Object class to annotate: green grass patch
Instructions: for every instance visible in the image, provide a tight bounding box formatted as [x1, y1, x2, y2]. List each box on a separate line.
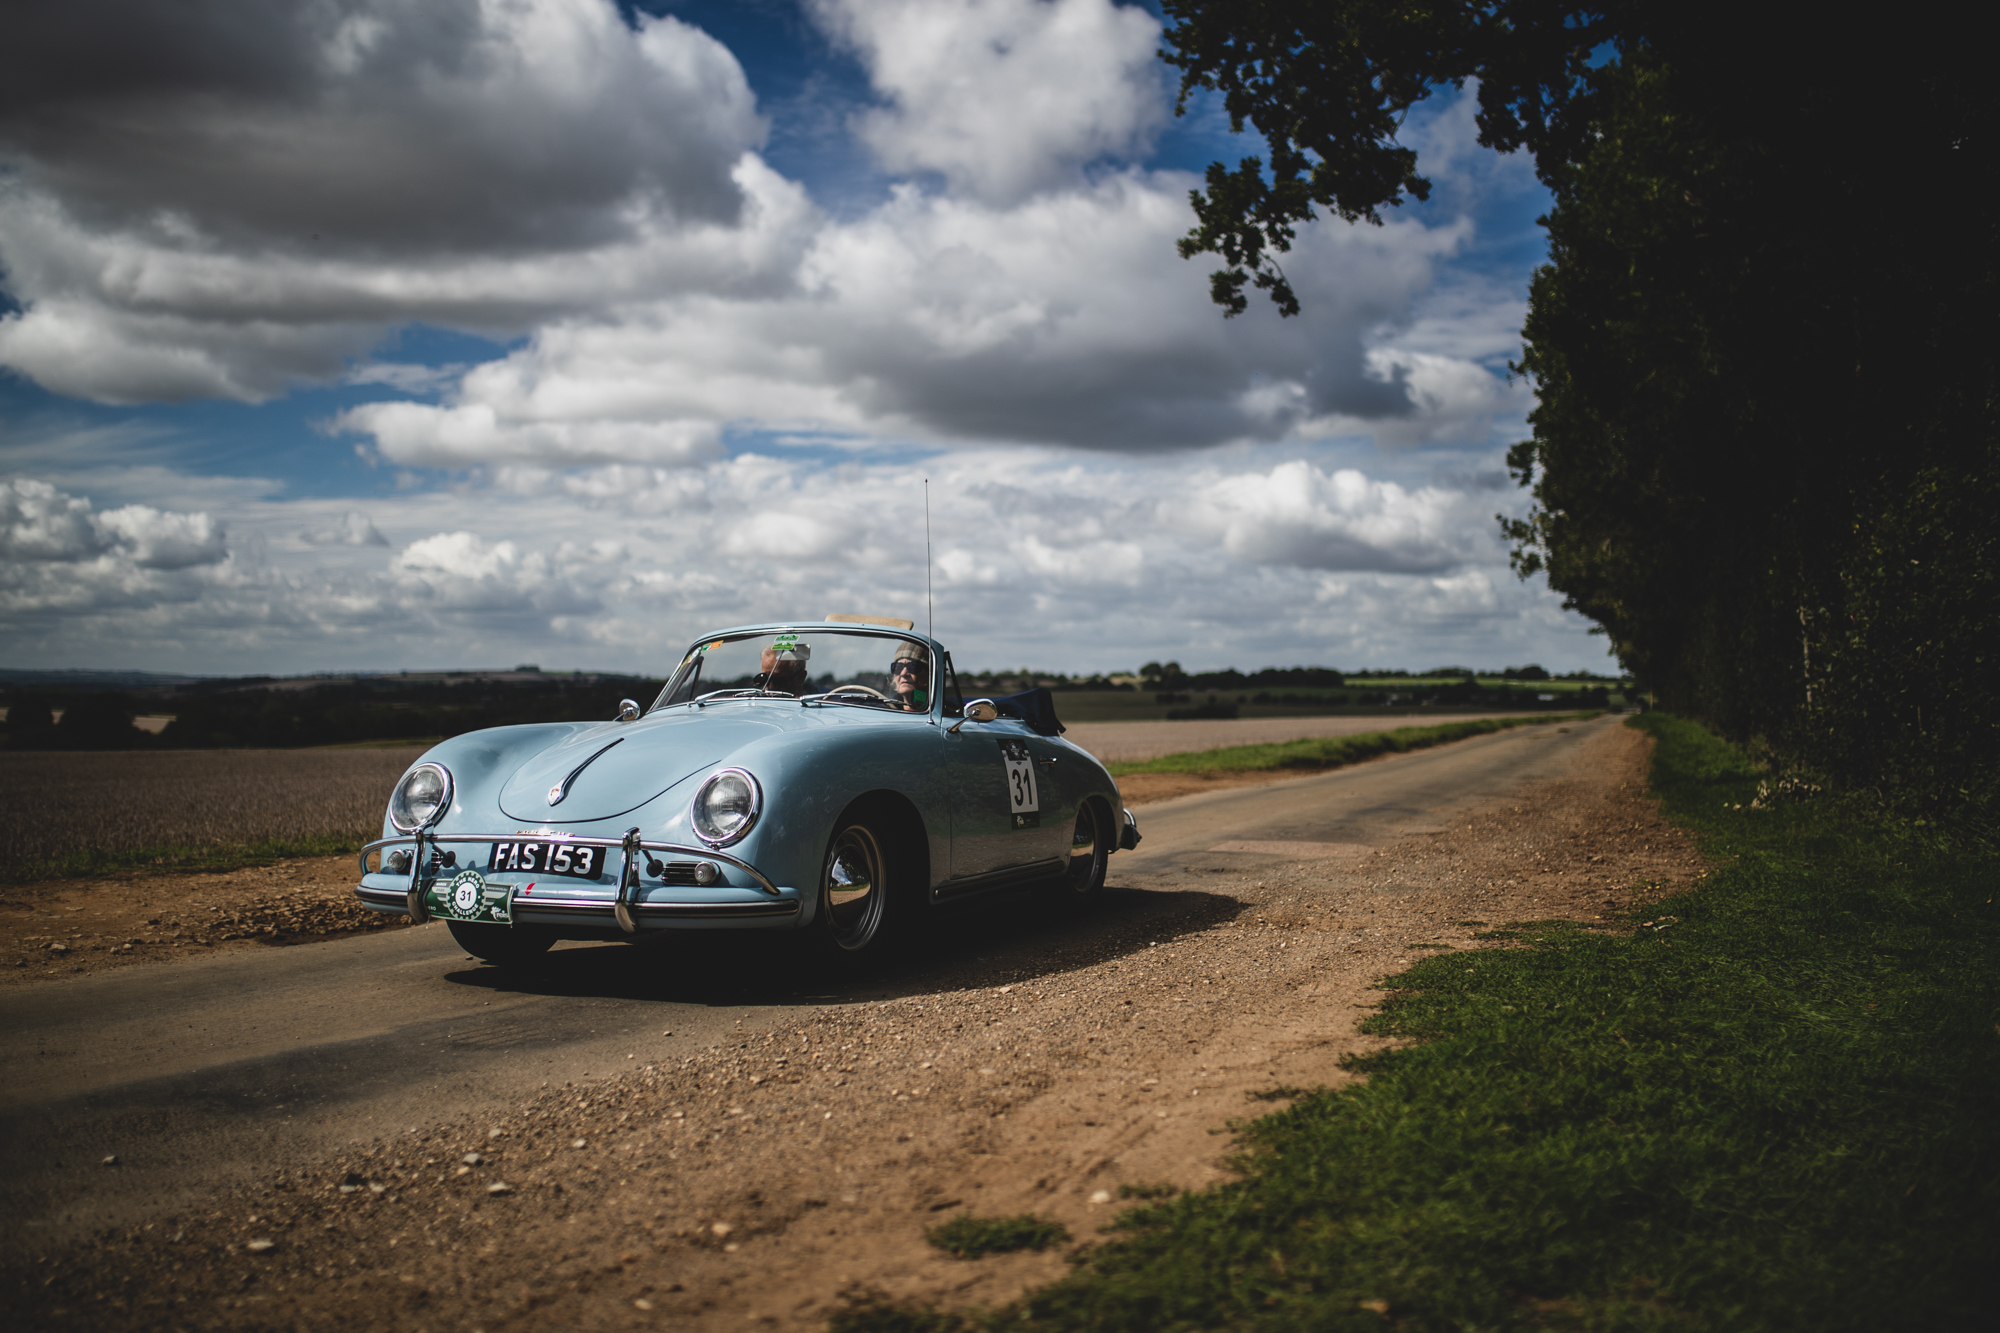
[1105, 713, 1593, 778]
[842, 715, 2000, 1331]
[925, 1214, 1070, 1259]
[2, 833, 369, 885]
[1117, 1183, 1181, 1201]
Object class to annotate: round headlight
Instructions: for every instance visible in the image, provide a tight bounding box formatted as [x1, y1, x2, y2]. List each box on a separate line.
[389, 762, 453, 832]
[691, 768, 760, 846]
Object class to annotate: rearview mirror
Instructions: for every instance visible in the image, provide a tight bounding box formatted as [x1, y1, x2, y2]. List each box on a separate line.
[615, 698, 641, 722]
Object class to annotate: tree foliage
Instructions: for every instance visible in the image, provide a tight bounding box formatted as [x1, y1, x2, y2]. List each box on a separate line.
[1161, 3, 1996, 814]
[1161, 0, 1625, 315]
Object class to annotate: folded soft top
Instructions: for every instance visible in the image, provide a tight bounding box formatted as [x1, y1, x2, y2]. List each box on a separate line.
[990, 686, 1065, 737]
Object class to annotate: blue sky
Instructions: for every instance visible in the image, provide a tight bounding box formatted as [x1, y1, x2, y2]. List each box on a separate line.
[0, 0, 1602, 677]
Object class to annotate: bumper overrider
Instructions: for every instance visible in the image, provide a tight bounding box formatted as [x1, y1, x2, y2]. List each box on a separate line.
[355, 827, 798, 935]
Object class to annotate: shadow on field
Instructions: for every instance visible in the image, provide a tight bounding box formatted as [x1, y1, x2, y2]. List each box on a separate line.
[438, 882, 1245, 1010]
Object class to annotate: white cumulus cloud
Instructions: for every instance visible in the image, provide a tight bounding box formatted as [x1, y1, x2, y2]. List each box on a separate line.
[0, 0, 785, 403]
[812, 0, 1168, 204]
[1167, 460, 1498, 573]
[0, 451, 1603, 676]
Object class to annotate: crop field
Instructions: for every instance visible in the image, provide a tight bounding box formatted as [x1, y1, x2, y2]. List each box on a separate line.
[1064, 713, 1545, 764]
[0, 747, 426, 881]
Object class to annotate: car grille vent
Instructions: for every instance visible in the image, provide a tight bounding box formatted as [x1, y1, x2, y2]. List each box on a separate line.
[657, 861, 707, 885]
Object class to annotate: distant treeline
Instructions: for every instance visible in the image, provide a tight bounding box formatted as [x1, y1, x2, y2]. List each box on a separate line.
[2, 661, 1617, 751]
[959, 662, 1618, 694]
[1, 676, 664, 751]
[1133, 662, 1614, 690]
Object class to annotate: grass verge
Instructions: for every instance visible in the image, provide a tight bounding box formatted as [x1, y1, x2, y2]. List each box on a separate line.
[3, 834, 369, 886]
[843, 715, 2000, 1331]
[1103, 713, 1595, 779]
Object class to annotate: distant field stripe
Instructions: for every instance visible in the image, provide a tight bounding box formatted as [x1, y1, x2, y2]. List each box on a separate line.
[1, 747, 427, 883]
[1104, 713, 1595, 778]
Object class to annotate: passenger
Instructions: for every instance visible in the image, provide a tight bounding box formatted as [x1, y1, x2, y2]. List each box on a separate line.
[889, 641, 929, 711]
[759, 641, 812, 695]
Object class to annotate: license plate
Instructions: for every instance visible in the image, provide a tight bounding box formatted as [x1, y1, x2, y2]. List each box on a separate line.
[487, 840, 606, 879]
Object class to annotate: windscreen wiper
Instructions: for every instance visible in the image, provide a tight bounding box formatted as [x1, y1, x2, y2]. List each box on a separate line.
[694, 688, 797, 705]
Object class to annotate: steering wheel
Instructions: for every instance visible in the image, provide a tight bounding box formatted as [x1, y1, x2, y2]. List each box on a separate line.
[826, 684, 890, 700]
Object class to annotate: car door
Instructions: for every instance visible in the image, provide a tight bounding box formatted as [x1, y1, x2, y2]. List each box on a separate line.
[941, 719, 1071, 881]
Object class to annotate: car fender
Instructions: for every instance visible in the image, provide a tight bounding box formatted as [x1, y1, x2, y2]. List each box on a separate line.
[646, 720, 949, 907]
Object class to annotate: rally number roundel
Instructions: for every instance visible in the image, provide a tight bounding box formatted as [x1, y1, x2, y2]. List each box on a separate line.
[448, 869, 485, 917]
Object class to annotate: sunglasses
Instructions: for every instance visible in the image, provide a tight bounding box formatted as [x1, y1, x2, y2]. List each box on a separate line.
[890, 661, 923, 676]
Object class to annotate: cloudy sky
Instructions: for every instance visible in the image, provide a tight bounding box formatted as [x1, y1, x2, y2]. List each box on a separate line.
[0, 0, 1608, 677]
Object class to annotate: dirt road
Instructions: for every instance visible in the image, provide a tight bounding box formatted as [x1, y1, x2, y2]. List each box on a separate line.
[3, 716, 1704, 1331]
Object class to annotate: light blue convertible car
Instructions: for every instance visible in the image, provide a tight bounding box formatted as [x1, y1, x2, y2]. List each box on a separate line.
[355, 618, 1140, 969]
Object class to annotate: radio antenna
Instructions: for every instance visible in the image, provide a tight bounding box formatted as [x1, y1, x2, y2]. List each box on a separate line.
[924, 477, 935, 642]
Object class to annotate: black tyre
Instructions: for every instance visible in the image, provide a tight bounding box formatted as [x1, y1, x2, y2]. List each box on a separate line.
[447, 920, 556, 966]
[1049, 799, 1107, 903]
[808, 799, 920, 970]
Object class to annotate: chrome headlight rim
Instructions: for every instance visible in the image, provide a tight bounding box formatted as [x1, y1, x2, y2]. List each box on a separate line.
[690, 767, 762, 847]
[388, 761, 455, 833]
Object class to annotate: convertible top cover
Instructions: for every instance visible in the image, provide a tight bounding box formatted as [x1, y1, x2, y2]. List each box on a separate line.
[991, 686, 1065, 737]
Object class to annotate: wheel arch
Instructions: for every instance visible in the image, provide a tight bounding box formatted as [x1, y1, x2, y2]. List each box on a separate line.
[1080, 791, 1117, 848]
[839, 788, 931, 880]
[810, 788, 931, 923]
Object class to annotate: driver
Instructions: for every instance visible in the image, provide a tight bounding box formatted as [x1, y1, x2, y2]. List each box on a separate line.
[889, 641, 929, 711]
[758, 641, 812, 695]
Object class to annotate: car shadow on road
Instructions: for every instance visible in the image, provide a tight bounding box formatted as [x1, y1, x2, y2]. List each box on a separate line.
[439, 882, 1247, 1010]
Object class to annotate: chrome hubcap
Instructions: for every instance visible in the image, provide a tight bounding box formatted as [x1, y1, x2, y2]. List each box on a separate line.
[823, 826, 885, 950]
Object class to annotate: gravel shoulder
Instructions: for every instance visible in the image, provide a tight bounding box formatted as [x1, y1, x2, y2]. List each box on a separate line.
[1, 855, 408, 988]
[8, 720, 1708, 1331]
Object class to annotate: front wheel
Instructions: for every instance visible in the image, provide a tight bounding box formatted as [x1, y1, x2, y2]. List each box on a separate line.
[447, 920, 556, 966]
[808, 799, 919, 971]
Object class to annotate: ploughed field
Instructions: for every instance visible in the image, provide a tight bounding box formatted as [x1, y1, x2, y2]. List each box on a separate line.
[0, 747, 427, 878]
[1, 719, 1543, 878]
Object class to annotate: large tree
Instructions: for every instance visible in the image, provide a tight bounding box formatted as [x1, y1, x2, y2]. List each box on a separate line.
[1161, 2, 1996, 811]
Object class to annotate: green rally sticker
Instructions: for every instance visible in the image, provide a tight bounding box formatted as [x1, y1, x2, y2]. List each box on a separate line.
[429, 868, 512, 925]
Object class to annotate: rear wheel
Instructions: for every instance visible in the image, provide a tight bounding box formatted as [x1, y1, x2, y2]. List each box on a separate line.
[1050, 800, 1107, 904]
[447, 920, 556, 966]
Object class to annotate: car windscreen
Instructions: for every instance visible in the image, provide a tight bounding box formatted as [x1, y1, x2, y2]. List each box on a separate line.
[654, 631, 933, 713]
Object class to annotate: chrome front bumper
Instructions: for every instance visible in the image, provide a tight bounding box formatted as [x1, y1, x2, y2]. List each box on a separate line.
[356, 829, 798, 935]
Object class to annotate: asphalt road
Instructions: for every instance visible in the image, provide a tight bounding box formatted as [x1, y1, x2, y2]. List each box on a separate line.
[0, 715, 1609, 1256]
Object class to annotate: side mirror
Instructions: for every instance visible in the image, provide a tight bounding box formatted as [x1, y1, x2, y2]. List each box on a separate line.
[949, 698, 998, 734]
[615, 698, 641, 722]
